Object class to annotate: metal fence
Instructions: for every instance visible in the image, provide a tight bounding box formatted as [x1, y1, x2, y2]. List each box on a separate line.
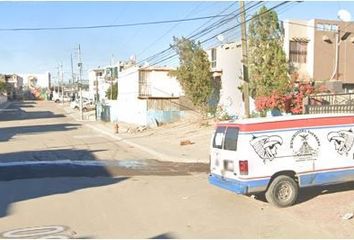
[305, 93, 354, 114]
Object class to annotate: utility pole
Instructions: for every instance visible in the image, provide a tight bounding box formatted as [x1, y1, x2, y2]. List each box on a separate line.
[240, 1, 250, 118]
[78, 44, 83, 120]
[331, 27, 341, 81]
[95, 71, 99, 120]
[110, 54, 114, 100]
[56, 66, 60, 94]
[70, 54, 75, 85]
[60, 62, 64, 104]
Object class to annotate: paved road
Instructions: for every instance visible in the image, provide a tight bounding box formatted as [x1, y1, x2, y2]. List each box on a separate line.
[1, 101, 354, 238]
[0, 101, 207, 175]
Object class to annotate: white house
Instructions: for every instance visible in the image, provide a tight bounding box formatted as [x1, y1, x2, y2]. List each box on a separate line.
[114, 65, 184, 126]
[206, 41, 246, 118]
[88, 68, 113, 101]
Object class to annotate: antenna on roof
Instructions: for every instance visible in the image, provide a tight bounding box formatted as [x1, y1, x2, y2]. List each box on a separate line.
[338, 9, 352, 22]
[216, 34, 224, 43]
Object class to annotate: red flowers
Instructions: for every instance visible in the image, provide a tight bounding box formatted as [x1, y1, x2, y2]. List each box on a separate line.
[255, 82, 327, 114]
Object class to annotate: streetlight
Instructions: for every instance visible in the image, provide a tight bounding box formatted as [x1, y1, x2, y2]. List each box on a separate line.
[330, 9, 352, 81]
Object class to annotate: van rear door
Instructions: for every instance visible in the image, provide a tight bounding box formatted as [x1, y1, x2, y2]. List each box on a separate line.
[210, 126, 240, 178]
[210, 126, 225, 176]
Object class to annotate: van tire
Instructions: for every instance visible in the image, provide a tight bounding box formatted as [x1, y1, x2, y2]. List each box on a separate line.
[265, 175, 298, 208]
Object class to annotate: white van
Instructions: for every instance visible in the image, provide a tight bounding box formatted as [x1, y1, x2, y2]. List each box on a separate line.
[209, 114, 354, 207]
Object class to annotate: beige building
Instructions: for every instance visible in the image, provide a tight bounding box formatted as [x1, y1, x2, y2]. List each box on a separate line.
[284, 19, 354, 92]
[0, 74, 24, 99]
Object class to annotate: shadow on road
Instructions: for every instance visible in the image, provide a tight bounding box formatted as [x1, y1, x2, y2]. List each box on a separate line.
[254, 181, 354, 205]
[0, 176, 127, 218]
[0, 123, 80, 141]
[0, 101, 66, 121]
[0, 109, 66, 121]
[0, 148, 127, 218]
[296, 181, 354, 205]
[150, 232, 178, 239]
[0, 149, 101, 162]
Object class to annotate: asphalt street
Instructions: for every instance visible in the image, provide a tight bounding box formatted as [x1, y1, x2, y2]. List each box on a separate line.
[0, 101, 208, 178]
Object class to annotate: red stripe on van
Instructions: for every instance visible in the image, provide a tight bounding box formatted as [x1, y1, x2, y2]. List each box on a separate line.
[217, 116, 354, 132]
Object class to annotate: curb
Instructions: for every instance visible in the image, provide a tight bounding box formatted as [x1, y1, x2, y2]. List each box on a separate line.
[86, 124, 205, 163]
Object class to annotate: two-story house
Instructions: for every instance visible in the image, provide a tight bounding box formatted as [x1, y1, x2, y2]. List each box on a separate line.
[284, 19, 354, 92]
[206, 41, 246, 118]
[114, 65, 184, 126]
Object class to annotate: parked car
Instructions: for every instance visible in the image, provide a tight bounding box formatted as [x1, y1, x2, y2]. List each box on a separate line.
[53, 95, 71, 103]
[70, 98, 95, 112]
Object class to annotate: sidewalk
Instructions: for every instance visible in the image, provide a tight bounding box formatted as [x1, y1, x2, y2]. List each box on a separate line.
[63, 104, 213, 163]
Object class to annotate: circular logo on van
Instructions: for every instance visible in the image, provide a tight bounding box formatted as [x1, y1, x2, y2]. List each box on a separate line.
[290, 129, 320, 161]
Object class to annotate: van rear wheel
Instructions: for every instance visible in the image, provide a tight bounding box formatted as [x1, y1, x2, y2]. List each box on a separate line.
[265, 175, 298, 208]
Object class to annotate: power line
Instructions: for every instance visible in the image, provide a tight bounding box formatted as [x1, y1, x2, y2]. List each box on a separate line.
[86, 1, 290, 90]
[136, 4, 242, 65]
[0, 13, 236, 32]
[287, 20, 353, 34]
[188, 2, 263, 40]
[135, 2, 205, 59]
[200, 2, 290, 45]
[144, 2, 285, 67]
[221, 1, 294, 43]
[136, 1, 262, 66]
[185, 2, 238, 38]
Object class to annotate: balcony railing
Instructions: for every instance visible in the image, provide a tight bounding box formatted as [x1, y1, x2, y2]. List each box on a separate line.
[304, 93, 354, 114]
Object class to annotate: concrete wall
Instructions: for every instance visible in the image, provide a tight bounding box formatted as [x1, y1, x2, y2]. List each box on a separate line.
[116, 66, 148, 125]
[207, 41, 244, 117]
[144, 69, 183, 97]
[312, 19, 354, 84]
[307, 19, 316, 78]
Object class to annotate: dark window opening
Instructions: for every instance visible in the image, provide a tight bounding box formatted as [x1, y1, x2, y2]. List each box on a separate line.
[211, 48, 217, 68]
[289, 41, 307, 64]
[224, 127, 239, 151]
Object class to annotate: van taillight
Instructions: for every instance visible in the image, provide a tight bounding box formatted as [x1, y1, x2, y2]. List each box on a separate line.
[239, 160, 248, 175]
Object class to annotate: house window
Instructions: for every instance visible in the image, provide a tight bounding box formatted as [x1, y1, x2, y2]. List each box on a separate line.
[316, 23, 338, 32]
[139, 70, 151, 97]
[211, 48, 217, 68]
[289, 41, 307, 64]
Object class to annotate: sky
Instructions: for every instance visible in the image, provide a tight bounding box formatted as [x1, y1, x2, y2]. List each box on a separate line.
[0, 1, 353, 82]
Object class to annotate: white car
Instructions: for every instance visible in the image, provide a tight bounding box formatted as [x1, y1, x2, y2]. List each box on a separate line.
[70, 99, 95, 112]
[53, 95, 71, 103]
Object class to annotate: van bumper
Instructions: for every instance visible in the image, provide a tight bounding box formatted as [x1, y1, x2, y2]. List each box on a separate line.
[208, 174, 269, 195]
